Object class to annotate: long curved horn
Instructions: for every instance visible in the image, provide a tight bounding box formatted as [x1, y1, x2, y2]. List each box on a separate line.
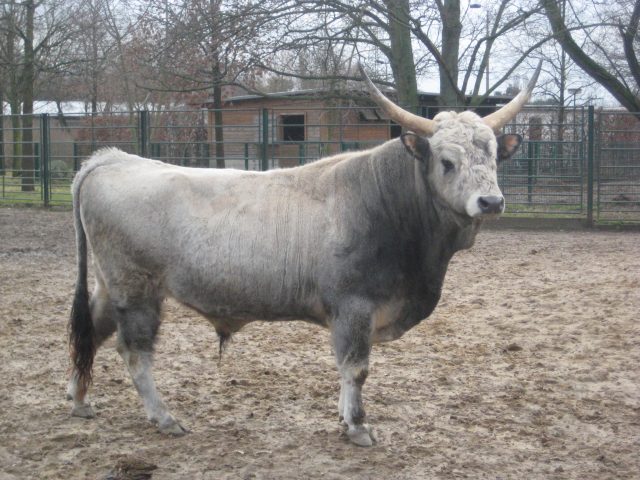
[483, 61, 543, 133]
[358, 64, 436, 136]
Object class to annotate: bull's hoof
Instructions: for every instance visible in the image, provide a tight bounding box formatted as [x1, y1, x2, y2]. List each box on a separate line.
[347, 424, 375, 447]
[71, 404, 96, 418]
[158, 418, 189, 436]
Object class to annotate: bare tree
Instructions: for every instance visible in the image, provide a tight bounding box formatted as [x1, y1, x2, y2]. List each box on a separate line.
[130, 0, 275, 167]
[0, 0, 79, 190]
[542, 0, 640, 112]
[412, 0, 546, 106]
[0, 0, 23, 170]
[249, 0, 420, 106]
[73, 0, 114, 114]
[252, 0, 544, 108]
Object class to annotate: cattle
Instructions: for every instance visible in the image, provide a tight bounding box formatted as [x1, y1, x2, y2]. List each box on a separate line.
[67, 63, 541, 447]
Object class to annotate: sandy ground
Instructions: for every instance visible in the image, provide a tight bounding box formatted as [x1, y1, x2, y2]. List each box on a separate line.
[0, 207, 638, 480]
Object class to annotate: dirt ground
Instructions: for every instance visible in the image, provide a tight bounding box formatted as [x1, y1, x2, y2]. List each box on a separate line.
[0, 207, 638, 480]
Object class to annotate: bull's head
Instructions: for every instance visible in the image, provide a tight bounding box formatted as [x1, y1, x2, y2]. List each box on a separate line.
[359, 63, 541, 218]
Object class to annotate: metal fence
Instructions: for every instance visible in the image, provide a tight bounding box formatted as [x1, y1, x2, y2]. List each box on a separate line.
[1, 106, 638, 224]
[594, 110, 640, 223]
[499, 107, 586, 217]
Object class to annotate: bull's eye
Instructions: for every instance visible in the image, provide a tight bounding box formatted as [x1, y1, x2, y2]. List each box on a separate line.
[441, 159, 454, 174]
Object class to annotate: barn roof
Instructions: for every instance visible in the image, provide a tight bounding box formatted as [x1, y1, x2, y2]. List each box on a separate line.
[216, 87, 517, 110]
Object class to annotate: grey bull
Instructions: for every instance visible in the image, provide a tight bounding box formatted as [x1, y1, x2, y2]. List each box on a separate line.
[68, 64, 541, 446]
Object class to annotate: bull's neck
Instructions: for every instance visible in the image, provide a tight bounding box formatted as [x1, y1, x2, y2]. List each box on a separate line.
[362, 152, 419, 236]
[364, 146, 480, 259]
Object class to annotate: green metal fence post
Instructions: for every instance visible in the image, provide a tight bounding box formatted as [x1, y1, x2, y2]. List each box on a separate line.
[586, 105, 595, 227]
[244, 143, 249, 170]
[138, 110, 150, 157]
[527, 143, 534, 204]
[73, 143, 80, 171]
[0, 103, 4, 176]
[34, 143, 40, 181]
[40, 114, 50, 207]
[261, 108, 269, 171]
[527, 116, 542, 205]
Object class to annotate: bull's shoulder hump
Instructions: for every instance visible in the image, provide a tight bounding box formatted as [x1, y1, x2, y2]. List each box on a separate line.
[82, 147, 145, 168]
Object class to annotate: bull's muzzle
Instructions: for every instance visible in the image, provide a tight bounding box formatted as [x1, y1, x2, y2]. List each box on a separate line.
[477, 195, 505, 215]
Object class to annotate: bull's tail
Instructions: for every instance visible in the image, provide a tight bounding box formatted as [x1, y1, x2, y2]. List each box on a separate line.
[69, 166, 95, 393]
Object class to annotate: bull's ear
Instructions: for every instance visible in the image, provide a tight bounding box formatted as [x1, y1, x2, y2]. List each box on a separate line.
[497, 134, 522, 163]
[401, 132, 430, 164]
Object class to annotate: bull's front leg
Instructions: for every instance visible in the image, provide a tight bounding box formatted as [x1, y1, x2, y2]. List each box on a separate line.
[331, 302, 375, 447]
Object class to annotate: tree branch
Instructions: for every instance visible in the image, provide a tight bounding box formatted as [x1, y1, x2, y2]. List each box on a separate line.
[620, 0, 640, 89]
[541, 0, 640, 112]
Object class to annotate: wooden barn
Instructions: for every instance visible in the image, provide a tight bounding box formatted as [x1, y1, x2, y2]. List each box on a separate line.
[205, 86, 516, 169]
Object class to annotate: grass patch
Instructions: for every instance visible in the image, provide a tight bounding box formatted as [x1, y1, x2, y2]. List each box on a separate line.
[504, 200, 587, 219]
[0, 175, 72, 206]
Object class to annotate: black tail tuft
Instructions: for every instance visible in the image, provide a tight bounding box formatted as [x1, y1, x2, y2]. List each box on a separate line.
[69, 281, 95, 393]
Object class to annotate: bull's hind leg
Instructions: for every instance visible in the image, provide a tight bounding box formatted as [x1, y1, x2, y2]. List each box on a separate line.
[68, 281, 117, 418]
[116, 300, 187, 436]
[332, 301, 375, 447]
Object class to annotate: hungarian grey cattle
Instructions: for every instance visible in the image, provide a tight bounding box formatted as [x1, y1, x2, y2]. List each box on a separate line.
[68, 63, 540, 446]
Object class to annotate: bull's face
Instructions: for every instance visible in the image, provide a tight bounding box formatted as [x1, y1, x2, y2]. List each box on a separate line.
[359, 62, 540, 219]
[401, 112, 522, 218]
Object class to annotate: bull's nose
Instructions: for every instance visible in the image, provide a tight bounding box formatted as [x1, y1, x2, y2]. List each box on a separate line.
[477, 195, 505, 215]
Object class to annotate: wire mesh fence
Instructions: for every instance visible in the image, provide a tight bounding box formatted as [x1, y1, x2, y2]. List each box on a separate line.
[595, 110, 640, 223]
[499, 106, 586, 216]
[0, 106, 638, 224]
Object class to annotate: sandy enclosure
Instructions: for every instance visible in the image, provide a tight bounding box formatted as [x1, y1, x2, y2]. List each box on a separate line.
[0, 207, 638, 479]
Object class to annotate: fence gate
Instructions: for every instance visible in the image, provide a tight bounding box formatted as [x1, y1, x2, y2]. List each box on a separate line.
[595, 110, 640, 224]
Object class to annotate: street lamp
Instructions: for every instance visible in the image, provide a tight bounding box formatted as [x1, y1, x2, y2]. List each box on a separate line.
[567, 87, 581, 110]
[470, 3, 490, 93]
[567, 87, 581, 143]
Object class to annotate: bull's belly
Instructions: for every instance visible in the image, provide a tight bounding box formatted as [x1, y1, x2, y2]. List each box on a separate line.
[177, 298, 329, 336]
[177, 288, 409, 341]
[165, 271, 327, 329]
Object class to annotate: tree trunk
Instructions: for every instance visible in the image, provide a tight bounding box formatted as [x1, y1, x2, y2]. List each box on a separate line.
[542, 0, 640, 113]
[384, 0, 418, 110]
[0, 91, 4, 175]
[210, 0, 225, 168]
[557, 48, 566, 144]
[438, 0, 463, 107]
[21, 0, 36, 192]
[91, 16, 99, 114]
[212, 78, 225, 169]
[9, 103, 22, 173]
[5, 6, 21, 173]
[556, 0, 567, 146]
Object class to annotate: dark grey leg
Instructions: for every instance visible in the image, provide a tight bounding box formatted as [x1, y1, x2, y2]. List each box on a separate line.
[115, 300, 187, 435]
[332, 302, 375, 446]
